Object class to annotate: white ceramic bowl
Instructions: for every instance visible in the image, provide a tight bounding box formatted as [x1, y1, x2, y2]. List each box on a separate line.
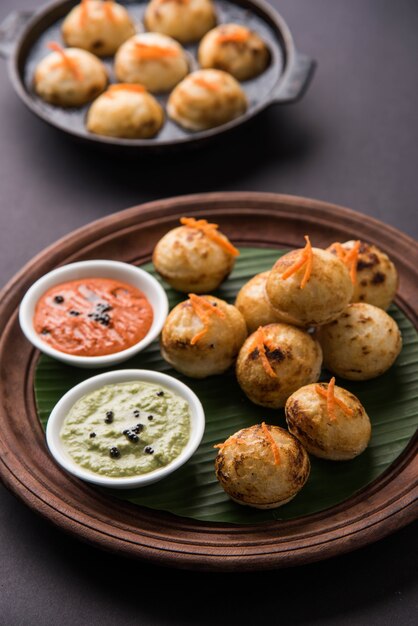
[19, 260, 168, 368]
[46, 369, 205, 488]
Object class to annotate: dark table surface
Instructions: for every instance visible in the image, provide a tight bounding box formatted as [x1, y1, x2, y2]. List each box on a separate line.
[0, 0, 417, 624]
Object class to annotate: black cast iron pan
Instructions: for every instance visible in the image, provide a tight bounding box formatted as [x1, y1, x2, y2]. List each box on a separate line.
[0, 0, 315, 153]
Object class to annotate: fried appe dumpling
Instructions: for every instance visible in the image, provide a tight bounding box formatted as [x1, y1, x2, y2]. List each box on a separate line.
[114, 32, 189, 93]
[236, 324, 323, 408]
[161, 294, 247, 378]
[86, 84, 164, 138]
[327, 240, 398, 310]
[215, 424, 310, 509]
[152, 217, 239, 293]
[62, 0, 136, 57]
[234, 272, 283, 333]
[317, 303, 402, 380]
[198, 23, 270, 81]
[167, 69, 247, 131]
[266, 241, 354, 327]
[144, 0, 217, 44]
[285, 380, 372, 460]
[34, 44, 108, 107]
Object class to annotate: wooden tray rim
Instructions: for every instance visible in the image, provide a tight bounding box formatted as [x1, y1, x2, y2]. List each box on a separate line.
[0, 191, 417, 572]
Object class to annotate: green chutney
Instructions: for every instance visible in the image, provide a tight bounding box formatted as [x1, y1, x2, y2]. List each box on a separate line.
[60, 381, 191, 477]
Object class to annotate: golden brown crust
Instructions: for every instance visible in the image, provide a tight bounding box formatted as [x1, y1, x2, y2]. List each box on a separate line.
[86, 86, 164, 139]
[236, 323, 323, 408]
[34, 48, 108, 107]
[62, 1, 136, 57]
[167, 69, 247, 131]
[327, 240, 398, 310]
[234, 272, 285, 333]
[317, 303, 402, 380]
[161, 295, 247, 378]
[144, 0, 217, 44]
[266, 248, 353, 327]
[285, 383, 372, 460]
[152, 224, 236, 293]
[114, 33, 189, 93]
[215, 424, 310, 508]
[198, 23, 270, 81]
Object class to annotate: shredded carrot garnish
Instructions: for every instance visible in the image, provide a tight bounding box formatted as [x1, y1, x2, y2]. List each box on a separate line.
[217, 26, 249, 44]
[192, 76, 221, 92]
[188, 294, 225, 345]
[79, 0, 116, 25]
[252, 327, 277, 379]
[106, 83, 146, 96]
[79, 0, 90, 27]
[103, 0, 117, 22]
[47, 42, 83, 80]
[329, 240, 360, 285]
[261, 422, 280, 465]
[159, 0, 190, 4]
[180, 217, 239, 257]
[315, 377, 354, 421]
[330, 242, 346, 262]
[280, 235, 313, 289]
[345, 240, 360, 284]
[134, 42, 179, 59]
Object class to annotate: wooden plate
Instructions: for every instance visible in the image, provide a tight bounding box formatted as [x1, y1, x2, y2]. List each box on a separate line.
[0, 192, 417, 571]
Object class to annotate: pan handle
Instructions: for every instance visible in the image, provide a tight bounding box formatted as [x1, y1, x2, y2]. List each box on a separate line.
[271, 52, 316, 104]
[0, 10, 34, 60]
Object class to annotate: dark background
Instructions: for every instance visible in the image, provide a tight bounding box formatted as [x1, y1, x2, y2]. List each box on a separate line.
[0, 0, 417, 624]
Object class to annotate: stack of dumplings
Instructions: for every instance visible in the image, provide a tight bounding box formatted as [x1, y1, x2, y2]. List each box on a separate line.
[152, 218, 402, 509]
[33, 0, 273, 138]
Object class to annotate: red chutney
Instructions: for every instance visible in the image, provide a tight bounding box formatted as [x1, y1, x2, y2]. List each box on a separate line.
[34, 278, 154, 357]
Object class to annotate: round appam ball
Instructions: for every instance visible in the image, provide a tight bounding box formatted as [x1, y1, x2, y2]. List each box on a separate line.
[34, 46, 108, 107]
[285, 382, 372, 460]
[144, 0, 217, 44]
[161, 295, 247, 378]
[86, 84, 164, 138]
[236, 323, 323, 408]
[317, 303, 402, 380]
[215, 424, 310, 509]
[235, 272, 283, 333]
[62, 0, 136, 57]
[167, 69, 247, 131]
[266, 247, 354, 327]
[198, 23, 270, 81]
[327, 240, 398, 310]
[152, 219, 238, 293]
[114, 32, 189, 93]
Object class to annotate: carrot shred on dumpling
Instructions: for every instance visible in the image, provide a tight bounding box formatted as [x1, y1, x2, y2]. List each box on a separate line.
[106, 83, 146, 96]
[79, 0, 90, 27]
[134, 42, 179, 59]
[280, 235, 313, 289]
[103, 0, 117, 22]
[329, 240, 360, 285]
[191, 76, 221, 92]
[188, 294, 225, 345]
[180, 217, 239, 256]
[47, 42, 83, 80]
[261, 422, 280, 465]
[217, 26, 249, 44]
[252, 327, 277, 378]
[315, 378, 354, 421]
[345, 240, 361, 284]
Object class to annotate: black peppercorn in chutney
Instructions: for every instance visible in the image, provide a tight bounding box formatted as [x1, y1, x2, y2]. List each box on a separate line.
[60, 381, 191, 478]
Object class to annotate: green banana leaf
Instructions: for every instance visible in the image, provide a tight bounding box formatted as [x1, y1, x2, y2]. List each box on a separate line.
[34, 248, 418, 523]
